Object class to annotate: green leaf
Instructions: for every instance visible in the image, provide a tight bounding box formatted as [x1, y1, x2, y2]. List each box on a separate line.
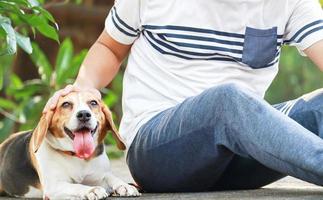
[11, 74, 23, 88]
[35, 0, 45, 4]
[105, 132, 116, 145]
[32, 6, 56, 23]
[55, 38, 73, 86]
[28, 0, 40, 7]
[19, 96, 44, 130]
[5, 73, 22, 95]
[0, 2, 25, 16]
[15, 31, 32, 54]
[2, 0, 30, 7]
[66, 49, 87, 79]
[0, 27, 5, 37]
[8, 80, 47, 100]
[30, 26, 36, 37]
[106, 144, 124, 159]
[74, 0, 83, 5]
[30, 42, 52, 84]
[25, 15, 59, 42]
[0, 117, 15, 142]
[0, 15, 17, 55]
[103, 91, 118, 108]
[0, 66, 3, 90]
[36, 22, 59, 42]
[0, 98, 17, 109]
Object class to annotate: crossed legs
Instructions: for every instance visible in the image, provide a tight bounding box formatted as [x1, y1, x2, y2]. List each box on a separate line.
[127, 84, 323, 192]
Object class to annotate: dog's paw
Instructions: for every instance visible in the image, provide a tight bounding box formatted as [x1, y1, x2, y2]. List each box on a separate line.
[85, 186, 109, 200]
[114, 184, 141, 197]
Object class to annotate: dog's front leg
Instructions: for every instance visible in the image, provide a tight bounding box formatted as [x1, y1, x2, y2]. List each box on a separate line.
[43, 182, 109, 200]
[101, 172, 140, 197]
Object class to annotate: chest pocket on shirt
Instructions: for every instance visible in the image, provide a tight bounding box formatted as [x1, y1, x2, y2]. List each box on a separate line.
[242, 27, 277, 69]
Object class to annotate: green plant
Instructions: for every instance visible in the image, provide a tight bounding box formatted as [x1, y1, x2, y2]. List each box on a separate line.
[0, 38, 86, 136]
[0, 0, 59, 97]
[0, 0, 123, 157]
[0, 0, 59, 59]
[265, 47, 323, 104]
[0, 38, 121, 149]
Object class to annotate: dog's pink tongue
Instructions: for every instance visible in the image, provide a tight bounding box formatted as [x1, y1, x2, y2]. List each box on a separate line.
[73, 130, 95, 159]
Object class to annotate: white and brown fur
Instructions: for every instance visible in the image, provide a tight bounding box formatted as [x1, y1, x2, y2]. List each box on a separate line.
[0, 91, 140, 199]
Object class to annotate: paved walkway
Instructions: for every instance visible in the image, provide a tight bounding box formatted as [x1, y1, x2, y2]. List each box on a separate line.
[109, 157, 323, 200]
[1, 157, 322, 199]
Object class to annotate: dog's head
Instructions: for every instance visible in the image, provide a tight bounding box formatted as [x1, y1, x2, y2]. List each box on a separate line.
[31, 91, 126, 159]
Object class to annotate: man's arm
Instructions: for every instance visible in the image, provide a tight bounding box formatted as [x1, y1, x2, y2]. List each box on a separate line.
[75, 31, 132, 89]
[43, 30, 131, 112]
[304, 39, 323, 72]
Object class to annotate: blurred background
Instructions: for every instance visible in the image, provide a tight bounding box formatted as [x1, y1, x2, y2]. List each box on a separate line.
[0, 0, 323, 157]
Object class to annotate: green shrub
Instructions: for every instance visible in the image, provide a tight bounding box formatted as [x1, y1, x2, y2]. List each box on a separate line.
[0, 0, 58, 58]
[0, 38, 86, 136]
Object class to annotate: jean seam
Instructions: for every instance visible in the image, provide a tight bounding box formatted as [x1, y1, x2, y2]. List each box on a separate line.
[143, 125, 218, 152]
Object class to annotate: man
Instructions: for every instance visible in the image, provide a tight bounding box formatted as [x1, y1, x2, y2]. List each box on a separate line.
[45, 0, 323, 192]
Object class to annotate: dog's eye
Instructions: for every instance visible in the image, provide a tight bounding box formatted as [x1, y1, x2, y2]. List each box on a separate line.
[61, 102, 72, 108]
[89, 100, 98, 106]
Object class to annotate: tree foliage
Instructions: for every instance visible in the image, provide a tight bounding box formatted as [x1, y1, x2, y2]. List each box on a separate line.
[0, 38, 87, 139]
[0, 0, 59, 56]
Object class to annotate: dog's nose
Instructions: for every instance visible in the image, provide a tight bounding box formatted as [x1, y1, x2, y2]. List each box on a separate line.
[76, 110, 91, 122]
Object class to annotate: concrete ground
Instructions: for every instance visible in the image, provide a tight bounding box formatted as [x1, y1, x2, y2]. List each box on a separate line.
[2, 157, 323, 199]
[109, 157, 323, 200]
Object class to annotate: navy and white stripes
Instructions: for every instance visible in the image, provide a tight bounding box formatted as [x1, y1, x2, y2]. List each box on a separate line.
[284, 20, 323, 44]
[143, 30, 242, 62]
[142, 25, 283, 67]
[109, 7, 323, 67]
[110, 7, 140, 37]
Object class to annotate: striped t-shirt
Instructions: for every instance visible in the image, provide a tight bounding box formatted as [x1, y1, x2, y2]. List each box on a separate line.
[105, 0, 323, 149]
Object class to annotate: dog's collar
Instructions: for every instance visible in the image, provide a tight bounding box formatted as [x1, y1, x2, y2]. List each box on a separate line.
[58, 150, 77, 157]
[53, 143, 104, 159]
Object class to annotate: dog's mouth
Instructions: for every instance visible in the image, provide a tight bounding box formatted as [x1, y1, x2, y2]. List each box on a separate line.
[64, 124, 98, 140]
[63, 124, 98, 159]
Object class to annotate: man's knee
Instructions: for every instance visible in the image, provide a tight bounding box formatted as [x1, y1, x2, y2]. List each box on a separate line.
[197, 83, 256, 121]
[207, 83, 251, 106]
[301, 88, 323, 107]
[292, 88, 323, 116]
[289, 88, 323, 135]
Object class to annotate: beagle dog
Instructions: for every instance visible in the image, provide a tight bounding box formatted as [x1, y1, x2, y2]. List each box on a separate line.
[0, 91, 140, 199]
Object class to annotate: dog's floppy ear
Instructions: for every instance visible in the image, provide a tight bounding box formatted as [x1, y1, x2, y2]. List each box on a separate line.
[31, 111, 54, 153]
[101, 103, 126, 150]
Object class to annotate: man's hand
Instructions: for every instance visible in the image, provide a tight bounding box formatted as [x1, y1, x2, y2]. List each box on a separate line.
[42, 84, 101, 114]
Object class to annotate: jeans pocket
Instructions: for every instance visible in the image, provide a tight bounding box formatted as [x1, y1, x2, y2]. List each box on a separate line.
[242, 26, 277, 69]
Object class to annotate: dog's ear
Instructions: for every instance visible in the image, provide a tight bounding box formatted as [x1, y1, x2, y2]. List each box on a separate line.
[31, 111, 54, 153]
[101, 103, 126, 150]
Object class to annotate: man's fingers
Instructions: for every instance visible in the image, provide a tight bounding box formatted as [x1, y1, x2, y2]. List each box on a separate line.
[62, 84, 84, 96]
[48, 92, 61, 109]
[43, 85, 101, 114]
[73, 85, 101, 99]
[43, 91, 61, 114]
[61, 84, 74, 96]
[89, 88, 101, 99]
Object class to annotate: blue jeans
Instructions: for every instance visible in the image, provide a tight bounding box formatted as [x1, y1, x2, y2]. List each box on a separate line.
[127, 84, 323, 192]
